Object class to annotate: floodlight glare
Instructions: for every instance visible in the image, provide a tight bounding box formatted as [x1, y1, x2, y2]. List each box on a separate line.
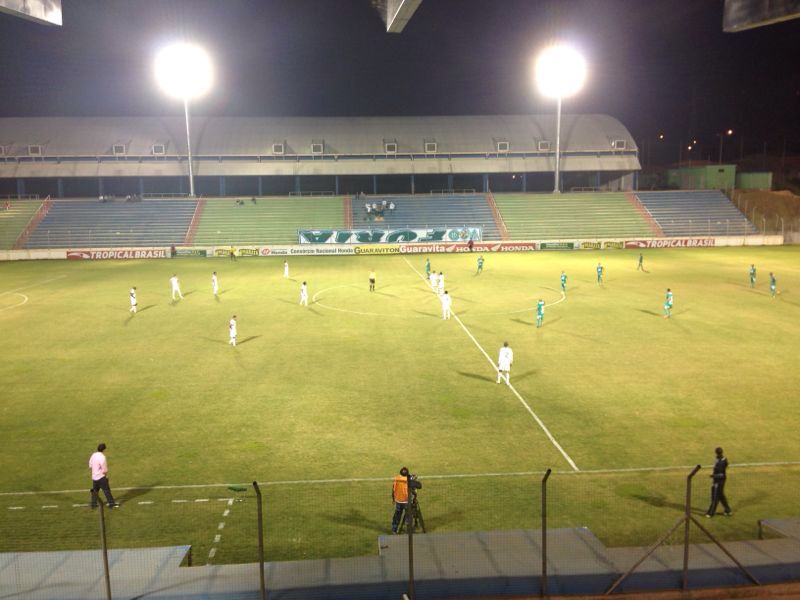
[155, 43, 213, 100]
[534, 44, 587, 99]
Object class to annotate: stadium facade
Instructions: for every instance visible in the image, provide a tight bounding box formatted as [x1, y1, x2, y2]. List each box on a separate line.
[0, 115, 640, 197]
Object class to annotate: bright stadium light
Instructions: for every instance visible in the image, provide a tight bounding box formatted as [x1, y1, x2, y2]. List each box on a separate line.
[154, 43, 213, 197]
[534, 44, 587, 193]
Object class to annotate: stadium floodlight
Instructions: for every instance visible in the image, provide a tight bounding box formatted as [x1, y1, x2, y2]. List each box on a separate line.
[718, 129, 734, 164]
[154, 43, 213, 197]
[534, 44, 587, 193]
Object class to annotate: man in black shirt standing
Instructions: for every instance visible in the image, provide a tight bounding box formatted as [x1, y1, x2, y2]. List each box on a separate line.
[705, 447, 732, 518]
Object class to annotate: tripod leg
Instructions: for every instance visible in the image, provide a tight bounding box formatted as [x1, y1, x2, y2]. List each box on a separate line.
[416, 503, 426, 533]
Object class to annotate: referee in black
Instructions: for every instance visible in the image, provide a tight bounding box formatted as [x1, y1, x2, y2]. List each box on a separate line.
[705, 447, 732, 518]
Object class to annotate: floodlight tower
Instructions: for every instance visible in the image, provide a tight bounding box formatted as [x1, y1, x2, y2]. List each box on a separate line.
[534, 44, 587, 193]
[155, 43, 213, 197]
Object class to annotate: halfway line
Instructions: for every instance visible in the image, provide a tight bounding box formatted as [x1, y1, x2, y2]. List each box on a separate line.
[402, 256, 579, 472]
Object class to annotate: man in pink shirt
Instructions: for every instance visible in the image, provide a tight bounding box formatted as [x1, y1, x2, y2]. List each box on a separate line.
[89, 443, 119, 508]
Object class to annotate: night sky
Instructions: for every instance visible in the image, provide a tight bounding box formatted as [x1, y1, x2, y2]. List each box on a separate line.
[0, 0, 798, 160]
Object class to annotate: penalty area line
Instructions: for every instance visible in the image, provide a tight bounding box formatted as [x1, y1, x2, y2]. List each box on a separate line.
[0, 275, 67, 297]
[401, 256, 579, 472]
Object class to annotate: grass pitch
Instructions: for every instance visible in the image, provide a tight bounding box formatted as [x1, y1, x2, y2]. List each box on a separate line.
[0, 246, 799, 564]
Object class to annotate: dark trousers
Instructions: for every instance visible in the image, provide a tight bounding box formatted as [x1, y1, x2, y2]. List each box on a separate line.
[391, 502, 407, 532]
[706, 480, 730, 515]
[91, 477, 116, 507]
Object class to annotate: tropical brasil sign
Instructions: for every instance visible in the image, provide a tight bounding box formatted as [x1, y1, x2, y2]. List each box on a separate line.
[298, 227, 482, 244]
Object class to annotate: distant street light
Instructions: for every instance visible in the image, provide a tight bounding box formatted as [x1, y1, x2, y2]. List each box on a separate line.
[534, 44, 587, 193]
[717, 128, 734, 164]
[155, 43, 213, 197]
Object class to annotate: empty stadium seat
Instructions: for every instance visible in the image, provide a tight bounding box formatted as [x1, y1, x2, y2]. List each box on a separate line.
[635, 191, 756, 236]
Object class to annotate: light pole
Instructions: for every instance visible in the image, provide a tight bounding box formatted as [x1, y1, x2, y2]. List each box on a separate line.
[534, 44, 587, 193]
[155, 43, 213, 197]
[717, 128, 733, 164]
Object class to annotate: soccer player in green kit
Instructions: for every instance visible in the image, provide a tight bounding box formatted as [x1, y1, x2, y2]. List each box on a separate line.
[637, 253, 644, 271]
[476, 255, 484, 274]
[536, 299, 545, 328]
[424, 257, 431, 280]
[749, 264, 756, 288]
[560, 271, 567, 296]
[769, 272, 777, 298]
[663, 288, 673, 318]
[596, 262, 604, 285]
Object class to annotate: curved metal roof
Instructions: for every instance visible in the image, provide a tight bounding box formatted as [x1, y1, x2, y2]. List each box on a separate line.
[0, 114, 637, 157]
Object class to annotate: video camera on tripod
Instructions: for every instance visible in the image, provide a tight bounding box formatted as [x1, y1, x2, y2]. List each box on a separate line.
[400, 473, 426, 533]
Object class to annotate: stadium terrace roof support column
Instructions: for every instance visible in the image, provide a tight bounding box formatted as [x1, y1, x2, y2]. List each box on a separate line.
[534, 44, 587, 193]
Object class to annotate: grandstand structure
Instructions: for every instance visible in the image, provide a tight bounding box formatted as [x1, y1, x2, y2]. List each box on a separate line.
[0, 114, 640, 197]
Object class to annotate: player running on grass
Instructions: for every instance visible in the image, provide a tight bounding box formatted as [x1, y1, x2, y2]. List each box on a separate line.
[284, 260, 289, 279]
[496, 342, 513, 385]
[129, 287, 137, 314]
[369, 270, 376, 292]
[596, 262, 604, 285]
[638, 253, 644, 271]
[211, 272, 219, 296]
[749, 264, 757, 288]
[664, 288, 673, 318]
[536, 299, 545, 328]
[170, 274, 183, 301]
[476, 255, 484, 274]
[769, 272, 777, 298]
[560, 271, 567, 295]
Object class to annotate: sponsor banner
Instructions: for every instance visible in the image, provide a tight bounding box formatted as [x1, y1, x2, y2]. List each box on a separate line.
[540, 242, 575, 250]
[396, 242, 538, 254]
[603, 241, 625, 249]
[624, 238, 715, 249]
[175, 248, 207, 257]
[299, 227, 482, 244]
[353, 244, 401, 255]
[263, 246, 355, 256]
[66, 248, 168, 260]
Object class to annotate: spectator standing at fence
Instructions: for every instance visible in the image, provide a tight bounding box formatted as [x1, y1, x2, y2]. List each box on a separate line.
[749, 264, 757, 288]
[129, 287, 137, 314]
[211, 272, 219, 296]
[389, 201, 395, 212]
[170, 274, 183, 301]
[496, 342, 513, 384]
[467, 238, 474, 252]
[705, 447, 732, 517]
[369, 269, 377, 292]
[391, 467, 410, 533]
[89, 443, 118, 509]
[229, 315, 237, 347]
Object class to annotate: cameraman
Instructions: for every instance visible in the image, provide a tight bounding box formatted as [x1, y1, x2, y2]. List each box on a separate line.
[390, 467, 410, 534]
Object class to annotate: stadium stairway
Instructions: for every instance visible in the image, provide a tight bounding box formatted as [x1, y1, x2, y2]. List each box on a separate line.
[352, 194, 503, 241]
[635, 190, 757, 237]
[0, 198, 43, 249]
[6, 522, 800, 598]
[192, 196, 345, 245]
[493, 192, 654, 240]
[24, 199, 196, 249]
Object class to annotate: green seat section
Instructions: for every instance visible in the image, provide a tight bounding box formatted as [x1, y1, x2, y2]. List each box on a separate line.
[494, 193, 653, 239]
[0, 199, 43, 249]
[193, 197, 346, 245]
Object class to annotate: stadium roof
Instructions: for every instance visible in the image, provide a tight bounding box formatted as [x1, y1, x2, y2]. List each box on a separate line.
[0, 114, 637, 157]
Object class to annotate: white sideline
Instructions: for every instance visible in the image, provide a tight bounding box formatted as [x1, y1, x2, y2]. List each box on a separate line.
[402, 256, 580, 472]
[2, 461, 800, 498]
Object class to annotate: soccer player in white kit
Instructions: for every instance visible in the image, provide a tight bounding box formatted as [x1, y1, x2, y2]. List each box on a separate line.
[229, 315, 237, 346]
[211, 272, 219, 296]
[496, 342, 513, 384]
[170, 274, 183, 300]
[437, 272, 445, 295]
[440, 290, 452, 320]
[284, 260, 289, 279]
[129, 287, 137, 313]
[300, 281, 309, 306]
[429, 271, 439, 290]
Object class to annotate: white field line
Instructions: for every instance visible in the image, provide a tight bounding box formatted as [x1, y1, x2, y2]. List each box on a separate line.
[0, 293, 28, 313]
[0, 275, 67, 297]
[2, 461, 800, 501]
[402, 256, 579, 472]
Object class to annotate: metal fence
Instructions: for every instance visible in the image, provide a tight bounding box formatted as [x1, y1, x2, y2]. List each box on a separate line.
[0, 465, 798, 599]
